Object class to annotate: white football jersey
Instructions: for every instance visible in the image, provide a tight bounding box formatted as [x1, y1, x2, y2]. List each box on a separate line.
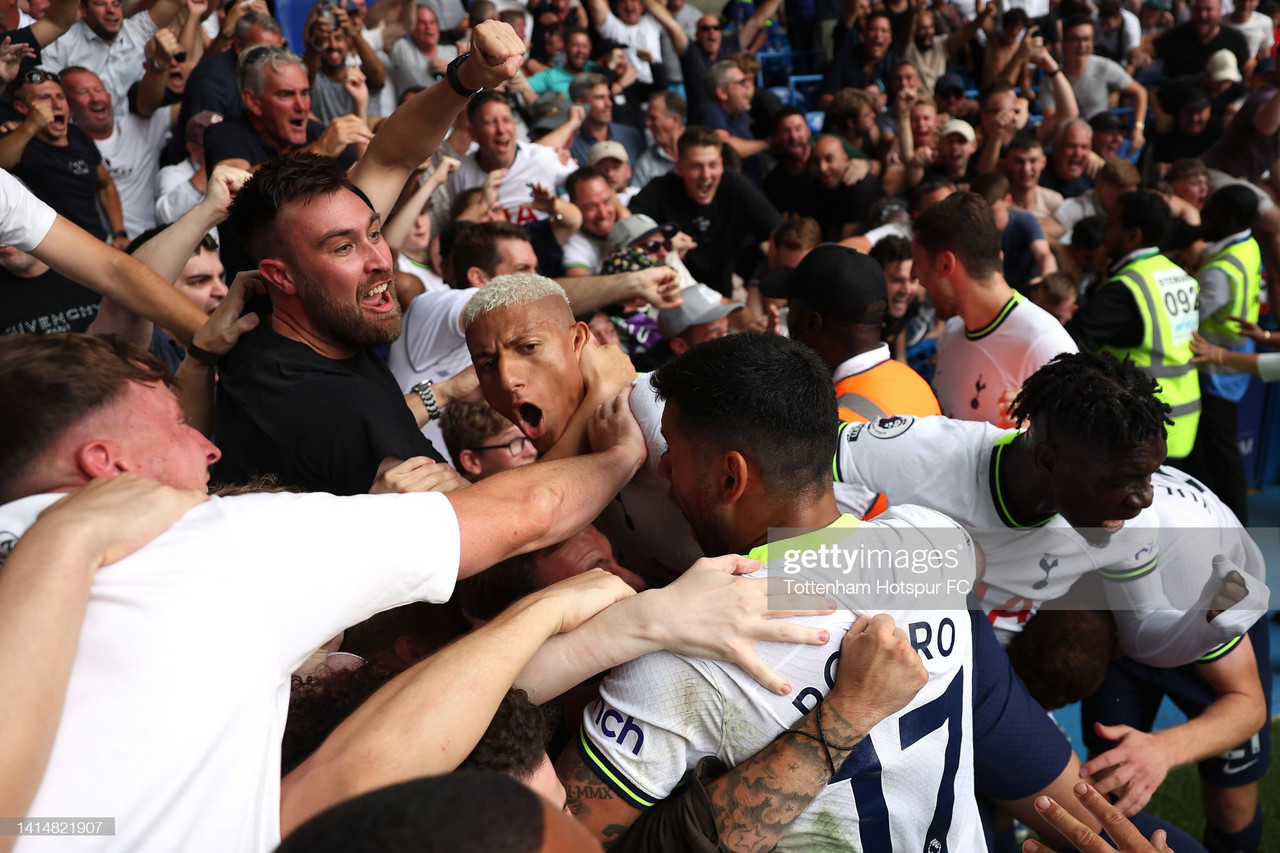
[579, 508, 985, 853]
[933, 293, 1078, 427]
[832, 415, 1158, 645]
[1109, 467, 1271, 667]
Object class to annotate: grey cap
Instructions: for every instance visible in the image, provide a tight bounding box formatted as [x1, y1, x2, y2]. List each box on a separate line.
[608, 214, 664, 250]
[658, 283, 743, 338]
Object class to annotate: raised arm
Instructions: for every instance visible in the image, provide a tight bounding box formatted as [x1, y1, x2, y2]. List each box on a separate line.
[28, 0, 78, 48]
[584, 0, 611, 30]
[382, 157, 458, 252]
[350, 21, 525, 217]
[278, 570, 636, 837]
[642, 0, 688, 54]
[95, 164, 128, 249]
[740, 0, 783, 53]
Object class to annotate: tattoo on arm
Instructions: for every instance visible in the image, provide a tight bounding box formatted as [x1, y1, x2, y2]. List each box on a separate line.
[556, 740, 642, 849]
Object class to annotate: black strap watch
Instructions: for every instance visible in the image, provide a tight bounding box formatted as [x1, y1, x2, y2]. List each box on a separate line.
[446, 53, 484, 98]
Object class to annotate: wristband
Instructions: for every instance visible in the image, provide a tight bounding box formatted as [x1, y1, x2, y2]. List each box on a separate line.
[111, 230, 128, 240]
[186, 342, 221, 366]
[413, 378, 442, 420]
[446, 53, 483, 98]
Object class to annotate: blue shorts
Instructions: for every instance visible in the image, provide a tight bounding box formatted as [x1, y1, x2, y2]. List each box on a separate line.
[970, 608, 1075, 800]
[1081, 616, 1272, 787]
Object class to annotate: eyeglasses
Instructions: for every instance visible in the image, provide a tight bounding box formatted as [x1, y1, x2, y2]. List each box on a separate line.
[697, 23, 722, 31]
[471, 436, 532, 456]
[638, 237, 668, 254]
[21, 69, 59, 84]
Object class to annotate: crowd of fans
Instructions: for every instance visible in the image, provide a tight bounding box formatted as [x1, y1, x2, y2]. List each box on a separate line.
[0, 0, 1277, 849]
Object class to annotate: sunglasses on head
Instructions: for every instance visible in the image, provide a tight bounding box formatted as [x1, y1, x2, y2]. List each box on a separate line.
[22, 69, 59, 84]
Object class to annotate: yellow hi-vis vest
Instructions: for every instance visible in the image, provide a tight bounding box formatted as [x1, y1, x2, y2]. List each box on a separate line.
[1198, 235, 1262, 375]
[1101, 250, 1201, 458]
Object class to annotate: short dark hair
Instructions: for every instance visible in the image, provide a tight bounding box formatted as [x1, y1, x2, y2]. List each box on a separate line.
[1116, 190, 1172, 248]
[1008, 351, 1172, 452]
[1005, 132, 1043, 156]
[650, 332, 836, 498]
[449, 221, 532, 282]
[452, 552, 542, 621]
[1003, 7, 1029, 29]
[869, 234, 912, 267]
[910, 175, 956, 213]
[465, 89, 511, 123]
[866, 8, 892, 27]
[1072, 215, 1106, 250]
[1206, 184, 1262, 229]
[1007, 607, 1114, 710]
[773, 215, 822, 251]
[971, 171, 1011, 205]
[457, 688, 548, 782]
[772, 104, 808, 135]
[0, 334, 171, 502]
[978, 78, 1016, 110]
[275, 772, 546, 853]
[677, 125, 723, 157]
[228, 153, 366, 263]
[565, 165, 608, 202]
[1062, 13, 1095, 33]
[913, 191, 1002, 278]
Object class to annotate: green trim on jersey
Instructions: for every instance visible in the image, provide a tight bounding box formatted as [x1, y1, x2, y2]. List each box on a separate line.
[988, 431, 1055, 529]
[745, 514, 862, 562]
[965, 292, 1024, 341]
[1097, 557, 1158, 583]
[1196, 634, 1243, 663]
[577, 728, 660, 809]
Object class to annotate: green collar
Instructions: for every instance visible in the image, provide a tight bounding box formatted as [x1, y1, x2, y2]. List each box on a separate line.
[746, 514, 861, 562]
[988, 431, 1056, 529]
[966, 292, 1023, 341]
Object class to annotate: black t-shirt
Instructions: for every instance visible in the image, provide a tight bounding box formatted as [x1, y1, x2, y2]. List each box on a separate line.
[525, 218, 564, 277]
[631, 171, 782, 296]
[1154, 23, 1249, 80]
[763, 163, 817, 218]
[679, 39, 738, 118]
[1038, 165, 1093, 198]
[813, 175, 883, 239]
[0, 267, 101, 335]
[13, 124, 107, 240]
[1148, 126, 1217, 166]
[212, 323, 445, 495]
[820, 40, 897, 94]
[203, 116, 359, 283]
[165, 49, 240, 163]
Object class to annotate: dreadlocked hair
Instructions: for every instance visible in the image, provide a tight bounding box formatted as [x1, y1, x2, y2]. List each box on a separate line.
[1008, 351, 1171, 450]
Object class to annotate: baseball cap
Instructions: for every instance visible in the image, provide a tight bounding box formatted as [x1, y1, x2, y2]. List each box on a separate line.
[608, 214, 664, 250]
[186, 110, 223, 147]
[1179, 87, 1212, 113]
[936, 72, 966, 95]
[657, 283, 743, 338]
[1206, 49, 1242, 83]
[530, 92, 572, 135]
[939, 118, 975, 143]
[589, 140, 629, 167]
[756, 244, 887, 323]
[1088, 111, 1123, 133]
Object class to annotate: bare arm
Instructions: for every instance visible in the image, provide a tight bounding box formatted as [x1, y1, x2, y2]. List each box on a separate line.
[349, 21, 526, 217]
[642, 0, 688, 54]
[944, 0, 992, 53]
[0, 476, 205, 850]
[716, 129, 770, 159]
[1252, 85, 1280, 135]
[532, 103, 584, 152]
[29, 0, 78, 47]
[279, 570, 635, 837]
[584, 0, 611, 30]
[382, 157, 458, 252]
[135, 28, 182, 118]
[558, 267, 681, 315]
[740, 0, 783, 52]
[34, 216, 210, 342]
[1031, 238, 1057, 276]
[96, 164, 128, 248]
[0, 106, 44, 169]
[1125, 80, 1148, 152]
[1077, 633, 1267, 816]
[444, 388, 645, 576]
[146, 0, 184, 29]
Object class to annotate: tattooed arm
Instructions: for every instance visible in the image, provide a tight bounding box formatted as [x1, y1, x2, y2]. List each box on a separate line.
[558, 614, 929, 851]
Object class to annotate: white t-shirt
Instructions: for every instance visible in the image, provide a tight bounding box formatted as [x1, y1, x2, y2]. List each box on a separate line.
[2, 489, 460, 853]
[155, 158, 202, 226]
[387, 287, 477, 461]
[448, 142, 575, 225]
[598, 12, 663, 84]
[1224, 10, 1275, 57]
[932, 292, 1078, 426]
[562, 229, 607, 273]
[93, 111, 173, 238]
[396, 253, 448, 294]
[1052, 189, 1104, 244]
[832, 415, 1160, 646]
[581, 508, 984, 852]
[41, 13, 159, 110]
[0, 168, 57, 250]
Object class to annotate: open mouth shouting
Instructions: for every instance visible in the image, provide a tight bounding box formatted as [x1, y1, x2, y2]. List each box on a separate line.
[360, 279, 395, 313]
[512, 401, 548, 443]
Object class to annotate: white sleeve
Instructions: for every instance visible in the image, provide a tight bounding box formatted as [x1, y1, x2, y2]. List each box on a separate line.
[1053, 197, 1084, 228]
[1122, 9, 1140, 51]
[401, 289, 473, 367]
[216, 491, 461, 671]
[578, 652, 725, 809]
[1109, 536, 1270, 668]
[1257, 351, 1280, 382]
[0, 169, 57, 251]
[834, 416, 974, 509]
[39, 31, 71, 72]
[629, 373, 667, 479]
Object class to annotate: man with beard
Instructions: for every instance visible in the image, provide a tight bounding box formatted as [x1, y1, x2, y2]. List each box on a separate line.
[818, 9, 896, 109]
[305, 7, 386, 124]
[211, 21, 528, 495]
